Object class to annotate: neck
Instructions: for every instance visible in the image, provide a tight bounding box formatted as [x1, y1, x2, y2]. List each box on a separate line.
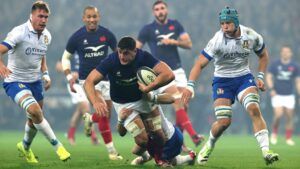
[156, 18, 167, 25]
[281, 58, 291, 64]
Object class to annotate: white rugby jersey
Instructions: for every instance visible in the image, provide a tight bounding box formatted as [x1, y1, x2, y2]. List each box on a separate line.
[160, 110, 175, 140]
[2, 20, 51, 82]
[202, 25, 264, 78]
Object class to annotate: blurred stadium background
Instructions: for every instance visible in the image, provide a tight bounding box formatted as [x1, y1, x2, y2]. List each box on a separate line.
[0, 0, 300, 136]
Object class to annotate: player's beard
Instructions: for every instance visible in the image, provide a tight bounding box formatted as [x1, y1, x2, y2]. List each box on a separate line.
[156, 14, 167, 24]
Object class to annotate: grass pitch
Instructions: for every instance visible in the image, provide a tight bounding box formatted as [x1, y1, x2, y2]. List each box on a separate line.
[0, 131, 299, 169]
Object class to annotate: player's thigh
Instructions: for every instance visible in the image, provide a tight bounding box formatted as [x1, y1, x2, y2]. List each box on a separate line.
[273, 106, 284, 118]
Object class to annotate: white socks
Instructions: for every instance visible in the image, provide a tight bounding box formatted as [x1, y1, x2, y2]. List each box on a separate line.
[106, 142, 117, 154]
[33, 118, 61, 150]
[254, 129, 269, 155]
[23, 123, 37, 150]
[207, 130, 218, 148]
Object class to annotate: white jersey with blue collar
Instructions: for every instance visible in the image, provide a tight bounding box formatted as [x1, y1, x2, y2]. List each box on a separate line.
[202, 25, 264, 78]
[2, 20, 51, 83]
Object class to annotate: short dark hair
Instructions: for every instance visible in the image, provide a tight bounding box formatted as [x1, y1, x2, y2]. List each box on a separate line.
[152, 0, 168, 9]
[31, 1, 50, 14]
[83, 6, 99, 15]
[118, 36, 136, 50]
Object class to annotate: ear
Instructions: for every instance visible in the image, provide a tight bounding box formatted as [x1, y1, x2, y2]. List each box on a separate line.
[30, 14, 32, 20]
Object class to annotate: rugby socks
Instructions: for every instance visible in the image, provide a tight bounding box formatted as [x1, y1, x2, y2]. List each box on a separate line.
[106, 142, 117, 154]
[23, 123, 37, 150]
[97, 116, 113, 144]
[91, 113, 100, 123]
[174, 154, 193, 165]
[254, 129, 269, 153]
[33, 118, 62, 150]
[67, 127, 76, 140]
[285, 129, 293, 140]
[176, 109, 197, 137]
[207, 130, 218, 148]
[272, 126, 278, 136]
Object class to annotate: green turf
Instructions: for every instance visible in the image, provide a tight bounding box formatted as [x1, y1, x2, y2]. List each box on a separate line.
[0, 131, 299, 169]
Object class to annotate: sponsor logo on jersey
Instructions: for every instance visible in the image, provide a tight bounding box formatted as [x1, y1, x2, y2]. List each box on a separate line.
[84, 45, 105, 58]
[25, 47, 46, 56]
[156, 32, 174, 46]
[155, 29, 160, 35]
[83, 39, 88, 45]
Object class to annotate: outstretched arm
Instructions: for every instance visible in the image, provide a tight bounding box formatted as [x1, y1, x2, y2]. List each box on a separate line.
[256, 48, 269, 91]
[84, 69, 108, 116]
[181, 54, 209, 104]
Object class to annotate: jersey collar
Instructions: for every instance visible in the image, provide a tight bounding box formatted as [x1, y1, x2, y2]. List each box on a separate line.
[26, 20, 45, 35]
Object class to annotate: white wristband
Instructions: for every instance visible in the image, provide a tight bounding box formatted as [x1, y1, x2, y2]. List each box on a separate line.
[66, 74, 73, 81]
[42, 71, 51, 82]
[186, 85, 195, 98]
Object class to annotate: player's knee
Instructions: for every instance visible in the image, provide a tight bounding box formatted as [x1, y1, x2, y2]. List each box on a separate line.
[242, 93, 260, 111]
[134, 132, 149, 148]
[20, 96, 42, 119]
[247, 104, 261, 117]
[146, 115, 162, 132]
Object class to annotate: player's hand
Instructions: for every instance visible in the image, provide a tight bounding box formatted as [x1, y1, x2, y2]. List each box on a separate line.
[160, 38, 177, 46]
[93, 100, 108, 117]
[68, 78, 77, 93]
[270, 89, 276, 97]
[181, 88, 193, 105]
[119, 108, 133, 121]
[42, 71, 51, 91]
[138, 81, 151, 93]
[256, 79, 266, 91]
[0, 63, 12, 79]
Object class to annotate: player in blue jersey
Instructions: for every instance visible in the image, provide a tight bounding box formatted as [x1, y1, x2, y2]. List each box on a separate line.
[117, 95, 197, 167]
[84, 36, 175, 158]
[182, 7, 279, 165]
[0, 1, 70, 163]
[61, 6, 121, 160]
[56, 59, 99, 146]
[266, 46, 300, 146]
[136, 0, 203, 149]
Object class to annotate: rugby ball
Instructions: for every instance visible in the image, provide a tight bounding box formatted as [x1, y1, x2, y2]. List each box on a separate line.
[137, 66, 157, 86]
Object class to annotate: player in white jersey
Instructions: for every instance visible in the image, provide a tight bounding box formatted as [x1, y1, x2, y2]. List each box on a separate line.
[182, 7, 278, 165]
[0, 1, 70, 163]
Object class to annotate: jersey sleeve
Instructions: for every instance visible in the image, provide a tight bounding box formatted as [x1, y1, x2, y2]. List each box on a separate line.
[1, 26, 24, 50]
[249, 28, 265, 55]
[294, 63, 300, 77]
[65, 34, 77, 54]
[175, 20, 186, 36]
[95, 54, 113, 77]
[107, 30, 117, 51]
[137, 25, 149, 44]
[201, 34, 219, 61]
[143, 51, 160, 68]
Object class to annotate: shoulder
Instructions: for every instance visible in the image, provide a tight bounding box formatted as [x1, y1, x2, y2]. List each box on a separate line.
[209, 30, 223, 44]
[98, 26, 115, 35]
[69, 26, 86, 40]
[9, 22, 28, 37]
[241, 25, 262, 38]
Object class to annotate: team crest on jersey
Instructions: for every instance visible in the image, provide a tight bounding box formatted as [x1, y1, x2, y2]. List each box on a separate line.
[242, 40, 249, 50]
[44, 35, 49, 45]
[99, 36, 106, 42]
[116, 71, 121, 77]
[217, 88, 224, 95]
[168, 25, 175, 31]
[18, 83, 25, 89]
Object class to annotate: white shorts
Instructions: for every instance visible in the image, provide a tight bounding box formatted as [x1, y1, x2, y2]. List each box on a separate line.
[67, 83, 88, 104]
[113, 98, 159, 126]
[79, 80, 111, 100]
[158, 68, 187, 93]
[271, 95, 295, 109]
